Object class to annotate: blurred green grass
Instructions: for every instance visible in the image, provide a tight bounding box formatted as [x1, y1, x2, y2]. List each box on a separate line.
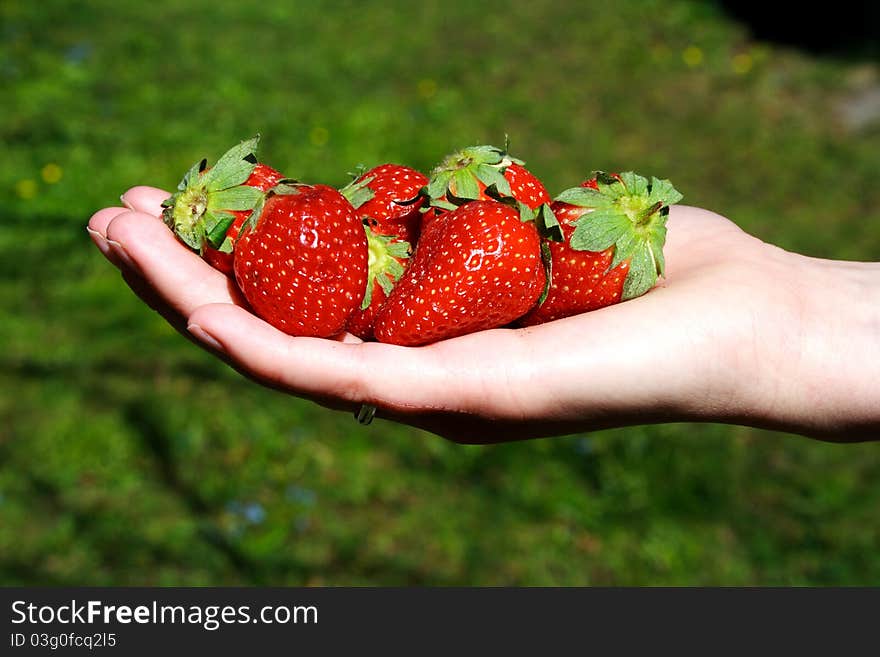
[2, 0, 879, 585]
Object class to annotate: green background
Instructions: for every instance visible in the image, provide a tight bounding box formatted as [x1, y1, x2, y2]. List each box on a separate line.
[2, 0, 879, 585]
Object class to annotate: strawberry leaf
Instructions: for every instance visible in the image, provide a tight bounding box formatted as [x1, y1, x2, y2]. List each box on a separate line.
[271, 181, 306, 196]
[619, 171, 649, 197]
[610, 228, 641, 271]
[205, 211, 236, 249]
[445, 185, 476, 207]
[554, 186, 613, 208]
[649, 221, 667, 278]
[360, 280, 374, 310]
[178, 159, 207, 192]
[536, 240, 553, 306]
[570, 208, 630, 252]
[468, 145, 505, 166]
[648, 177, 683, 207]
[361, 229, 410, 310]
[202, 136, 260, 192]
[426, 174, 449, 201]
[452, 169, 481, 199]
[516, 199, 537, 221]
[429, 198, 458, 212]
[209, 185, 264, 212]
[595, 171, 621, 187]
[475, 164, 511, 196]
[380, 256, 405, 295]
[339, 175, 376, 209]
[218, 236, 234, 254]
[176, 223, 204, 252]
[595, 173, 626, 199]
[240, 194, 266, 237]
[536, 203, 563, 242]
[621, 244, 659, 300]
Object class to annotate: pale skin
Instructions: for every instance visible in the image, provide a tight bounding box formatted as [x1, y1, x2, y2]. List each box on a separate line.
[87, 186, 880, 443]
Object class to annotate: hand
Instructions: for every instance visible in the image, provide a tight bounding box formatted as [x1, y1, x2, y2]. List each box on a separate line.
[88, 187, 880, 443]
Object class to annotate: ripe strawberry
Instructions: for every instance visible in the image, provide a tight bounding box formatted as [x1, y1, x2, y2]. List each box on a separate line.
[340, 163, 428, 340]
[519, 172, 683, 326]
[234, 183, 368, 338]
[161, 137, 283, 275]
[345, 232, 411, 340]
[421, 144, 559, 240]
[341, 163, 428, 244]
[202, 163, 284, 274]
[373, 200, 546, 346]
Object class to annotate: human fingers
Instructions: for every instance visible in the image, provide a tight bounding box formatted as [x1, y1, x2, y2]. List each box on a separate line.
[186, 303, 481, 412]
[103, 210, 244, 317]
[87, 207, 129, 267]
[121, 186, 171, 217]
[184, 303, 621, 442]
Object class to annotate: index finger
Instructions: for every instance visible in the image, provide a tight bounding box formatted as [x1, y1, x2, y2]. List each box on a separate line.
[121, 186, 172, 217]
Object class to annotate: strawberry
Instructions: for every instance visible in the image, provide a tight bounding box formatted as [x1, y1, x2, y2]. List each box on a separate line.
[345, 232, 411, 340]
[421, 144, 560, 240]
[519, 172, 683, 326]
[341, 163, 428, 244]
[340, 163, 428, 340]
[373, 200, 546, 346]
[161, 137, 283, 275]
[202, 163, 284, 274]
[234, 183, 368, 338]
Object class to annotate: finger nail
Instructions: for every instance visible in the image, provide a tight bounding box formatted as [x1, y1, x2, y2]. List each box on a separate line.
[86, 227, 112, 259]
[106, 239, 143, 276]
[188, 323, 226, 353]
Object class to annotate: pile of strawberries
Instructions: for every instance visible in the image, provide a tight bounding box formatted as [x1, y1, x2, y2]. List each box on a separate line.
[162, 137, 682, 346]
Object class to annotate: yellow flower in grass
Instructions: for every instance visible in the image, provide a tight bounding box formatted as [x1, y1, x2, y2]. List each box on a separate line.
[310, 126, 329, 147]
[16, 179, 37, 200]
[417, 78, 437, 100]
[682, 45, 703, 68]
[41, 163, 63, 184]
[732, 52, 753, 75]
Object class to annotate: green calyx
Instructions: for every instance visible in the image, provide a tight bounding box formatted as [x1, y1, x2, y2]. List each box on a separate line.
[161, 136, 264, 253]
[360, 226, 411, 310]
[536, 240, 553, 307]
[426, 143, 522, 207]
[236, 179, 305, 240]
[481, 188, 562, 242]
[339, 173, 376, 209]
[557, 171, 683, 300]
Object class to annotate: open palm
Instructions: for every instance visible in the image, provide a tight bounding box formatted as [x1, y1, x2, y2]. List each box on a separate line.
[88, 185, 848, 442]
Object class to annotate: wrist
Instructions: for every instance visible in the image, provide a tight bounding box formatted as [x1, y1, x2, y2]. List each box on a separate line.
[738, 249, 880, 441]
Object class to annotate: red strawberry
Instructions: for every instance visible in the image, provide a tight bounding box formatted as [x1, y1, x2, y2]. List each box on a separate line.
[341, 163, 428, 244]
[202, 163, 284, 274]
[503, 162, 552, 210]
[421, 144, 558, 239]
[340, 163, 428, 339]
[345, 232, 411, 340]
[519, 172, 683, 326]
[234, 183, 368, 338]
[162, 137, 283, 275]
[373, 200, 546, 346]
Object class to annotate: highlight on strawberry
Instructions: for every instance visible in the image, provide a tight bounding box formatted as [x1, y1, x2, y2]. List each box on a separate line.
[373, 200, 546, 346]
[233, 182, 368, 338]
